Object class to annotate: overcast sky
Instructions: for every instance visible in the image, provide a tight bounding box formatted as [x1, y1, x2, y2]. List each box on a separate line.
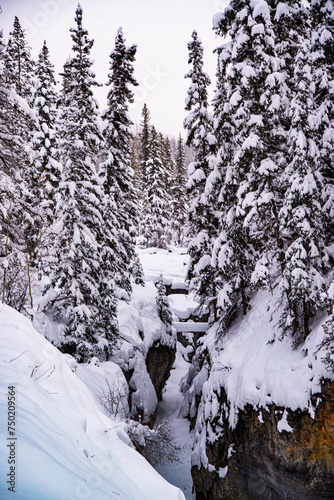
[1, 0, 228, 137]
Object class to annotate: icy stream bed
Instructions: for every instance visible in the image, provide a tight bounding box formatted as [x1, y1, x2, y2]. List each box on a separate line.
[155, 344, 195, 500]
[139, 246, 197, 498]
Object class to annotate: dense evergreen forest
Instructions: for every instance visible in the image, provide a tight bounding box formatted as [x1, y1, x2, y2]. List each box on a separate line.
[1, 1, 334, 498]
[0, 5, 192, 361]
[2, 2, 334, 356]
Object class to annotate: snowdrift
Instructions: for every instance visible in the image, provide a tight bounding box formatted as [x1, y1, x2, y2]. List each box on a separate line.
[0, 304, 185, 500]
[189, 287, 334, 470]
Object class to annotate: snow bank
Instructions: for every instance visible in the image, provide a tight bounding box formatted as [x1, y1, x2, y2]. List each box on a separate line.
[0, 304, 185, 500]
[114, 281, 176, 421]
[168, 294, 199, 321]
[190, 288, 334, 471]
[139, 247, 189, 286]
[199, 288, 333, 430]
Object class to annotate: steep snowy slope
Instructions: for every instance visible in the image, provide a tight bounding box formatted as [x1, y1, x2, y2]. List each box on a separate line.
[187, 286, 334, 468]
[0, 304, 185, 500]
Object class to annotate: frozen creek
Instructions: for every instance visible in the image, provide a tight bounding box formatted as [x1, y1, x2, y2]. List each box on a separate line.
[139, 247, 199, 499]
[155, 343, 196, 500]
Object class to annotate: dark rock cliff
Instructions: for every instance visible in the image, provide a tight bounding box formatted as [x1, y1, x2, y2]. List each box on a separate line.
[146, 340, 176, 402]
[192, 380, 334, 500]
[125, 340, 176, 428]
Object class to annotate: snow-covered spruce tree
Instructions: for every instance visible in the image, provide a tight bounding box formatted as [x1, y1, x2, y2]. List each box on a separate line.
[3, 17, 43, 266]
[131, 130, 142, 215]
[4, 16, 37, 194]
[268, 0, 306, 102]
[156, 275, 173, 333]
[208, 38, 239, 324]
[32, 40, 62, 222]
[159, 132, 174, 230]
[262, 0, 312, 271]
[266, 1, 331, 342]
[210, 0, 291, 325]
[279, 34, 328, 344]
[100, 27, 144, 294]
[184, 29, 217, 319]
[4, 16, 35, 102]
[26, 41, 62, 279]
[29, 40, 65, 308]
[160, 133, 175, 190]
[310, 0, 334, 361]
[139, 103, 150, 184]
[230, 1, 288, 285]
[310, 0, 334, 247]
[141, 126, 171, 248]
[172, 134, 187, 246]
[0, 28, 37, 311]
[136, 103, 151, 227]
[44, 4, 118, 361]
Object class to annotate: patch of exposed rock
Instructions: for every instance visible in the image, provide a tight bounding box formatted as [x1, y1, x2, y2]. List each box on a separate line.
[192, 381, 334, 500]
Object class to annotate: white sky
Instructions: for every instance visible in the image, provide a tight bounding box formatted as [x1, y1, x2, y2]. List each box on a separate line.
[1, 0, 228, 137]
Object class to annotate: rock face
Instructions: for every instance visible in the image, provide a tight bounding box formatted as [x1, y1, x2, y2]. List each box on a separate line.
[146, 340, 176, 402]
[124, 341, 175, 428]
[192, 380, 334, 500]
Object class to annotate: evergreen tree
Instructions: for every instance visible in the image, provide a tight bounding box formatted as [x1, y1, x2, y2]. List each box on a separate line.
[159, 132, 174, 231]
[137, 103, 151, 224]
[131, 130, 146, 231]
[0, 29, 36, 310]
[208, 38, 238, 322]
[140, 103, 151, 181]
[4, 17, 36, 178]
[172, 134, 187, 246]
[141, 126, 171, 248]
[100, 27, 144, 294]
[279, 35, 328, 343]
[210, 0, 330, 341]
[32, 41, 62, 221]
[184, 30, 217, 318]
[5, 16, 35, 101]
[310, 0, 334, 352]
[29, 40, 62, 304]
[210, 1, 290, 323]
[156, 275, 173, 332]
[131, 130, 141, 201]
[310, 0, 334, 246]
[44, 4, 117, 361]
[228, 1, 287, 288]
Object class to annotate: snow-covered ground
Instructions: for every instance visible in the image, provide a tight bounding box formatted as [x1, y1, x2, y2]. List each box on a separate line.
[168, 294, 199, 321]
[139, 246, 189, 286]
[0, 303, 185, 500]
[189, 286, 334, 471]
[0, 246, 197, 500]
[199, 288, 332, 429]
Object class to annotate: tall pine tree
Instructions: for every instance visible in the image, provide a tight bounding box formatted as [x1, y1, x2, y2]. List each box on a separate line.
[100, 27, 144, 295]
[279, 33, 328, 343]
[140, 126, 171, 248]
[172, 134, 187, 246]
[184, 30, 217, 318]
[210, 1, 288, 323]
[0, 28, 35, 311]
[5, 16, 35, 102]
[32, 41, 62, 221]
[139, 103, 151, 184]
[44, 4, 117, 361]
[136, 103, 151, 225]
[310, 0, 334, 247]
